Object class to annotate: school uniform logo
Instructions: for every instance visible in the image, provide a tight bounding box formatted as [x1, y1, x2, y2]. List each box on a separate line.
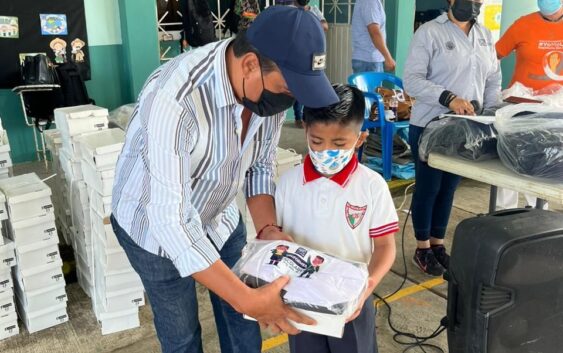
[345, 202, 367, 229]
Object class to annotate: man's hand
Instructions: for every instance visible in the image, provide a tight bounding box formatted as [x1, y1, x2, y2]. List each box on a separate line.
[259, 225, 294, 242]
[242, 276, 315, 335]
[384, 57, 396, 72]
[449, 97, 475, 115]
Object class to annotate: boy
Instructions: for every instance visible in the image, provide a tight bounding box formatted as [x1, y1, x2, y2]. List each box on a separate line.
[264, 84, 398, 353]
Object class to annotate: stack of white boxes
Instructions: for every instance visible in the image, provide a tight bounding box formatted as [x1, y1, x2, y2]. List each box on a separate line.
[0, 173, 68, 334]
[44, 129, 73, 245]
[0, 193, 18, 340]
[53, 105, 109, 298]
[238, 148, 303, 239]
[0, 119, 13, 179]
[52, 105, 144, 335]
[75, 129, 144, 335]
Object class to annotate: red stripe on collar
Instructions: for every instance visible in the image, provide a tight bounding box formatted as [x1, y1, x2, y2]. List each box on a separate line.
[303, 154, 359, 187]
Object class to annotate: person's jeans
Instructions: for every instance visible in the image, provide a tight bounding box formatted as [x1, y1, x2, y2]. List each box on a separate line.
[352, 59, 384, 74]
[409, 125, 462, 242]
[110, 215, 261, 353]
[293, 101, 303, 121]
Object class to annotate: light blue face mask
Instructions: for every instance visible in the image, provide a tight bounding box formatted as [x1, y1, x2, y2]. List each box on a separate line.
[308, 135, 360, 175]
[538, 0, 562, 16]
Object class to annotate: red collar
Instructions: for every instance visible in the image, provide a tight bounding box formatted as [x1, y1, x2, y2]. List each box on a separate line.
[303, 154, 359, 187]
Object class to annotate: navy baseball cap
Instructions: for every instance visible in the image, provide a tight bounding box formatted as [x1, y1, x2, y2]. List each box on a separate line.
[247, 6, 339, 108]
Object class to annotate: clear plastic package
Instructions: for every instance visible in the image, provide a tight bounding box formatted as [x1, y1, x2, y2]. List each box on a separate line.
[108, 104, 136, 130]
[495, 104, 563, 180]
[233, 240, 368, 337]
[418, 116, 498, 162]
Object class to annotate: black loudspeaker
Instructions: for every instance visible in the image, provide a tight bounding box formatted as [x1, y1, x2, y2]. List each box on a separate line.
[447, 209, 563, 353]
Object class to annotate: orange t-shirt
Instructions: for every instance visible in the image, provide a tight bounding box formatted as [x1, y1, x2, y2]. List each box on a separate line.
[496, 12, 563, 91]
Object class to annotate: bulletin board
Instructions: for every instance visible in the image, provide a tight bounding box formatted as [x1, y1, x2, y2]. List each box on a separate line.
[0, 0, 90, 88]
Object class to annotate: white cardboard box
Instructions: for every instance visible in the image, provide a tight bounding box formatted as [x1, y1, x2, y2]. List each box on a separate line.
[81, 159, 115, 196]
[15, 282, 67, 313]
[245, 309, 347, 338]
[95, 237, 131, 272]
[15, 237, 60, 270]
[9, 214, 57, 248]
[94, 259, 142, 296]
[14, 260, 65, 292]
[76, 262, 93, 298]
[74, 232, 93, 266]
[59, 147, 83, 181]
[0, 169, 10, 180]
[76, 250, 94, 280]
[90, 191, 112, 218]
[94, 280, 144, 313]
[16, 297, 68, 334]
[76, 129, 125, 170]
[0, 311, 18, 340]
[0, 151, 12, 170]
[0, 239, 15, 270]
[275, 148, 302, 182]
[93, 303, 140, 335]
[54, 105, 109, 137]
[0, 270, 12, 292]
[91, 211, 119, 248]
[0, 191, 7, 221]
[0, 174, 54, 222]
[0, 288, 15, 315]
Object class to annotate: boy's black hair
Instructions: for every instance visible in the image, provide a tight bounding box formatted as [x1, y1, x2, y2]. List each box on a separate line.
[303, 84, 365, 129]
[231, 30, 278, 73]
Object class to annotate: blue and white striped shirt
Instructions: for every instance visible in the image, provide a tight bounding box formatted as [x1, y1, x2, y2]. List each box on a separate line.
[112, 39, 285, 277]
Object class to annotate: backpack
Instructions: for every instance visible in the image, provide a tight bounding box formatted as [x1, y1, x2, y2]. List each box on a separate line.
[21, 54, 57, 85]
[55, 62, 94, 107]
[181, 0, 218, 47]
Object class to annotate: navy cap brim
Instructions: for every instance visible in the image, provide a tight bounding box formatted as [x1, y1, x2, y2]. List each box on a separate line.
[279, 66, 339, 108]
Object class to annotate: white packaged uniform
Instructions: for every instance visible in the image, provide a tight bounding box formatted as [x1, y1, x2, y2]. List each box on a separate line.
[275, 155, 399, 264]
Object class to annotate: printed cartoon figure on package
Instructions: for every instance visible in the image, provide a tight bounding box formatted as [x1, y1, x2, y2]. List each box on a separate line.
[234, 240, 368, 319]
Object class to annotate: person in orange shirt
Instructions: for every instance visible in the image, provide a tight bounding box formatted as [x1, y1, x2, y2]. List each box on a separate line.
[495, 0, 563, 91]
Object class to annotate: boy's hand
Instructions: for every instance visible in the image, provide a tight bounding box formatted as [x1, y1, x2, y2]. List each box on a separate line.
[346, 278, 376, 323]
[259, 226, 295, 242]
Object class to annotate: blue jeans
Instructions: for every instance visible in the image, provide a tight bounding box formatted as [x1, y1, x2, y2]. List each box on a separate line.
[352, 60, 384, 74]
[293, 101, 303, 121]
[409, 125, 462, 241]
[110, 215, 261, 353]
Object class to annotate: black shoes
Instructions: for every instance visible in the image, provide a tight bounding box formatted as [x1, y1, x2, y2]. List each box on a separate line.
[413, 248, 445, 277]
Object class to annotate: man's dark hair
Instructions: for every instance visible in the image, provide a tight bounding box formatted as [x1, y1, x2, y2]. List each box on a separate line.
[231, 30, 278, 73]
[303, 84, 365, 129]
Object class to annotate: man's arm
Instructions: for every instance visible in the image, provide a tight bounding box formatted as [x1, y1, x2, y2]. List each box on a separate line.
[143, 94, 310, 333]
[245, 115, 293, 241]
[367, 23, 395, 71]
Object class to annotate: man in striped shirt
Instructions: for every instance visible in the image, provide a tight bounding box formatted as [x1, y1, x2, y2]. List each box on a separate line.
[111, 6, 338, 353]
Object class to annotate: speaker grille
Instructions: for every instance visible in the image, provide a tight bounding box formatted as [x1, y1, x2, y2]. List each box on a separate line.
[479, 285, 512, 313]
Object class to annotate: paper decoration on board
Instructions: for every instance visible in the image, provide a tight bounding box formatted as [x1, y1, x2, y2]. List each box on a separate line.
[50, 37, 67, 63]
[71, 38, 86, 62]
[0, 16, 19, 39]
[40, 14, 68, 35]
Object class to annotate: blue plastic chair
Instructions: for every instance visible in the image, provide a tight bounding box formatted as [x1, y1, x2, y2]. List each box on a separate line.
[348, 72, 410, 181]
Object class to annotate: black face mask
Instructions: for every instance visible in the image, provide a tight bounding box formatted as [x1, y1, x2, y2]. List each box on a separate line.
[451, 0, 482, 22]
[242, 69, 295, 117]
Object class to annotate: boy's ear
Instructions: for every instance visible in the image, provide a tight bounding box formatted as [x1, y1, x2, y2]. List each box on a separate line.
[356, 131, 369, 149]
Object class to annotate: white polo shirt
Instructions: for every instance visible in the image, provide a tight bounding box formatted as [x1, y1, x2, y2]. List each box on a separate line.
[276, 155, 399, 264]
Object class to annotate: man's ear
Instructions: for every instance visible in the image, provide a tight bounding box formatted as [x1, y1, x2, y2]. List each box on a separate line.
[241, 52, 260, 80]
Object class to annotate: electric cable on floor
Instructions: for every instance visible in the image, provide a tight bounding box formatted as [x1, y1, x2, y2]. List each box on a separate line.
[374, 184, 447, 353]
